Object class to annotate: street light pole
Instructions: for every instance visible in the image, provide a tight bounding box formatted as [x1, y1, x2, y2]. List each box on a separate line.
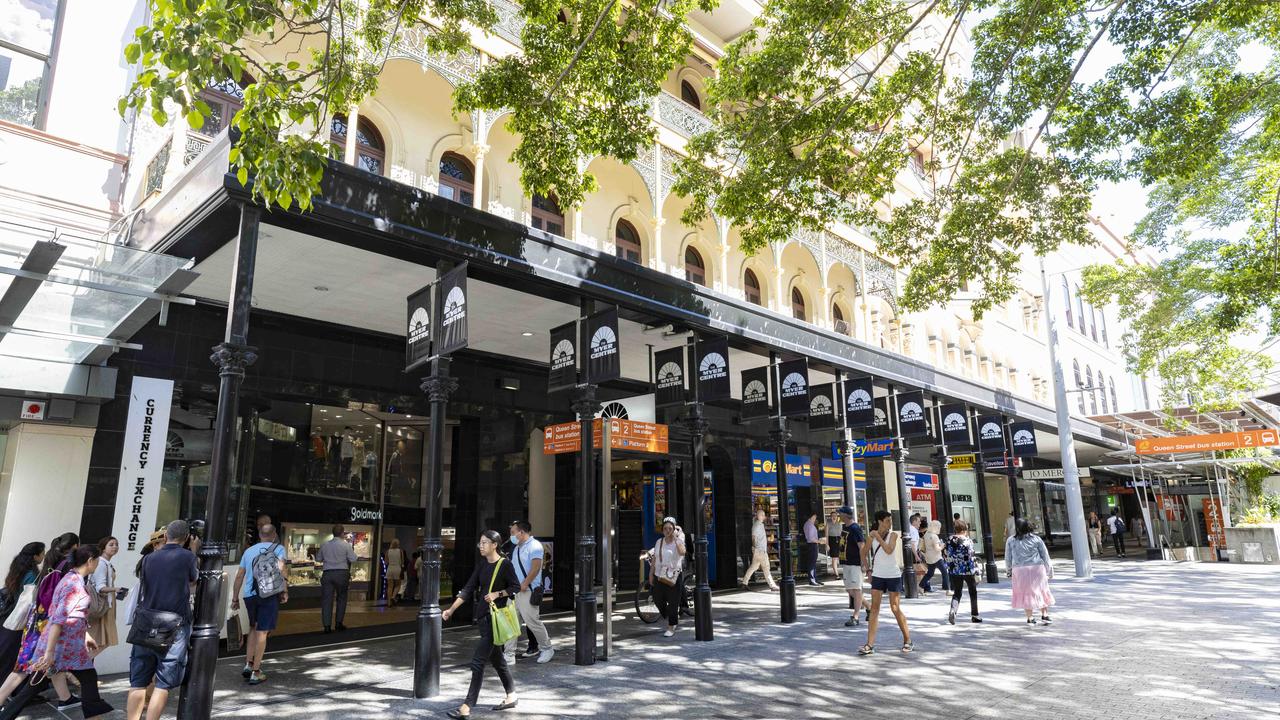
[770, 353, 797, 624]
[1040, 258, 1094, 579]
[685, 341, 713, 641]
[414, 356, 456, 697]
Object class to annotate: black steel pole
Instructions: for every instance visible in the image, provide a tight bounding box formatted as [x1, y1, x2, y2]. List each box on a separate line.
[180, 204, 259, 720]
[971, 408, 1000, 583]
[932, 400, 954, 537]
[837, 374, 858, 511]
[686, 345, 713, 640]
[888, 387, 917, 599]
[770, 354, 796, 623]
[414, 356, 456, 697]
[571, 382, 600, 665]
[1003, 414, 1022, 530]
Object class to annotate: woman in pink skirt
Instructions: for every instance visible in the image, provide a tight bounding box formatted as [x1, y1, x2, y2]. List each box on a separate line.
[1004, 518, 1055, 625]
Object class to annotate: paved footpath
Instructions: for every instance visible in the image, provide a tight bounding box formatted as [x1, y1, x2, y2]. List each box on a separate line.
[17, 559, 1280, 719]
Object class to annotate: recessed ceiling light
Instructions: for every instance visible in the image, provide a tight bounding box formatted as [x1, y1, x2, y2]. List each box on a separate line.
[521, 331, 534, 337]
[314, 285, 329, 292]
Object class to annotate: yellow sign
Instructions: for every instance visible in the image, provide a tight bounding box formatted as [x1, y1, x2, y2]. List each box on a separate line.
[947, 453, 976, 469]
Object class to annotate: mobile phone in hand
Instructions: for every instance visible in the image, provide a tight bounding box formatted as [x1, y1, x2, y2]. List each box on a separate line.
[116, 587, 129, 600]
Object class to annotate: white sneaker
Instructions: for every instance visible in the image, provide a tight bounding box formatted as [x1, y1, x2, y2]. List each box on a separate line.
[662, 629, 674, 637]
[504, 652, 516, 666]
[536, 648, 555, 663]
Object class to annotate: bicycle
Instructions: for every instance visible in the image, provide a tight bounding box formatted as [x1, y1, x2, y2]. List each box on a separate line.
[634, 549, 694, 623]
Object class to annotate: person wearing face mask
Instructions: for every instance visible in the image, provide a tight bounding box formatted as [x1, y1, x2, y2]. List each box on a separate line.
[648, 517, 686, 638]
[441, 530, 520, 719]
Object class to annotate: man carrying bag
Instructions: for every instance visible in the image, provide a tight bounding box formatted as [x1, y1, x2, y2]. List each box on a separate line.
[503, 521, 554, 665]
[126, 520, 198, 720]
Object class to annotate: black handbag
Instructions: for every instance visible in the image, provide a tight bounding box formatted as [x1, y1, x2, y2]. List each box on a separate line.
[126, 555, 185, 651]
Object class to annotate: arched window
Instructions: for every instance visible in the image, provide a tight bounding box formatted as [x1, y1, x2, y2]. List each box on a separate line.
[330, 116, 385, 175]
[1099, 376, 1109, 414]
[1110, 377, 1119, 414]
[438, 152, 475, 206]
[615, 219, 642, 263]
[1061, 277, 1073, 328]
[743, 269, 762, 305]
[684, 246, 706, 286]
[833, 304, 849, 335]
[196, 73, 253, 137]
[1085, 366, 1098, 414]
[1098, 308, 1108, 346]
[791, 287, 806, 321]
[1088, 302, 1098, 341]
[680, 80, 701, 110]
[1075, 285, 1086, 333]
[531, 194, 565, 236]
[1073, 360, 1085, 413]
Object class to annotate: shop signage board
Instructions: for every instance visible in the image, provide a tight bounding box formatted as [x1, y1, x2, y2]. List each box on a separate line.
[1203, 497, 1225, 551]
[843, 376, 875, 427]
[1022, 467, 1091, 480]
[547, 321, 578, 392]
[777, 358, 809, 417]
[433, 262, 469, 356]
[820, 458, 866, 489]
[808, 383, 836, 429]
[740, 366, 771, 418]
[895, 391, 928, 438]
[939, 403, 971, 449]
[654, 346, 685, 407]
[404, 283, 433, 372]
[695, 337, 731, 402]
[542, 418, 669, 454]
[904, 471, 939, 489]
[1009, 421, 1038, 457]
[948, 453, 1022, 471]
[977, 415, 1005, 454]
[749, 450, 810, 495]
[1134, 429, 1280, 455]
[832, 438, 895, 459]
[585, 307, 621, 383]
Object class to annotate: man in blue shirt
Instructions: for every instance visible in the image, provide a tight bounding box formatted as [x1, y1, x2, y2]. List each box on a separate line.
[127, 520, 198, 720]
[232, 524, 288, 685]
[504, 520, 553, 664]
[838, 506, 867, 627]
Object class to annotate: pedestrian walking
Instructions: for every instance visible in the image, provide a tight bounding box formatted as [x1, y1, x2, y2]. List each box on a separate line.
[740, 509, 778, 591]
[648, 517, 686, 637]
[1004, 511, 1016, 547]
[859, 510, 912, 655]
[1087, 512, 1103, 557]
[0, 532, 81, 711]
[87, 537, 122, 654]
[802, 513, 822, 586]
[125, 520, 198, 720]
[232, 523, 288, 685]
[1106, 509, 1127, 557]
[1006, 519, 1055, 625]
[441, 530, 519, 719]
[406, 551, 421, 602]
[904, 513, 923, 595]
[919, 520, 949, 594]
[316, 525, 356, 634]
[0, 542, 43, 677]
[826, 511, 843, 576]
[836, 506, 866, 627]
[384, 538, 406, 605]
[504, 520, 554, 664]
[944, 520, 981, 624]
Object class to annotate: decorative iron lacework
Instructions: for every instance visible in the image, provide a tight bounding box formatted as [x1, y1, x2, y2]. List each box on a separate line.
[824, 232, 861, 289]
[489, 0, 526, 46]
[480, 109, 509, 143]
[864, 253, 899, 313]
[374, 21, 482, 86]
[656, 91, 713, 140]
[659, 148, 678, 202]
[144, 140, 171, 196]
[630, 144, 658, 208]
[183, 133, 211, 166]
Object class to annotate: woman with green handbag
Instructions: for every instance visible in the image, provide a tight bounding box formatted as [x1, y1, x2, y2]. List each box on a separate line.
[442, 530, 521, 719]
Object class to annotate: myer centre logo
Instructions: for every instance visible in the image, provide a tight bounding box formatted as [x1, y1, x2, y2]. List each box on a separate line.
[900, 401, 924, 423]
[980, 421, 1002, 440]
[658, 361, 683, 390]
[590, 325, 618, 359]
[781, 372, 807, 399]
[743, 379, 768, 404]
[943, 412, 966, 432]
[408, 306, 430, 345]
[847, 387, 872, 412]
[1014, 429, 1035, 446]
[810, 394, 832, 416]
[552, 338, 575, 371]
[699, 352, 727, 381]
[873, 407, 887, 426]
[442, 286, 466, 327]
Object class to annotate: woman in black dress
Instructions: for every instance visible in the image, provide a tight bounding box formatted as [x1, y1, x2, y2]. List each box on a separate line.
[441, 530, 520, 718]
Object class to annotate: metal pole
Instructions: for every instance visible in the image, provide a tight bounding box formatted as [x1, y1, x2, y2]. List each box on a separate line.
[414, 355, 456, 697]
[1040, 258, 1093, 579]
[601, 421, 612, 660]
[931, 400, 954, 536]
[970, 407, 1000, 584]
[837, 373, 858, 509]
[571, 379, 599, 665]
[888, 386, 917, 599]
[1003, 414, 1022, 528]
[686, 343, 713, 641]
[770, 353, 796, 623]
[181, 204, 260, 720]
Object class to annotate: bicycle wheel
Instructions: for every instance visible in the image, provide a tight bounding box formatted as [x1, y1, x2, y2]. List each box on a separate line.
[635, 585, 661, 623]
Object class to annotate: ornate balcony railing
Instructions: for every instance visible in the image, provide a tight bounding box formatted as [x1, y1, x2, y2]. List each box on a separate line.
[184, 132, 212, 166]
[656, 91, 713, 140]
[489, 0, 526, 46]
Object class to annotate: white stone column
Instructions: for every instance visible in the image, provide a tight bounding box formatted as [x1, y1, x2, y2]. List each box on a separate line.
[472, 143, 489, 210]
[344, 106, 359, 165]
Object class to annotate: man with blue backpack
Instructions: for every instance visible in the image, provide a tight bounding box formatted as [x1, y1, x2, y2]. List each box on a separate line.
[231, 524, 288, 685]
[1107, 509, 1128, 558]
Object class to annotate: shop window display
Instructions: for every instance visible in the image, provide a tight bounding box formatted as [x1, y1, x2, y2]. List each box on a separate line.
[283, 524, 375, 589]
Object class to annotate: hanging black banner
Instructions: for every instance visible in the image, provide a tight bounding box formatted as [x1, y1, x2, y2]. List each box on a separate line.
[405, 283, 432, 372]
[1009, 420, 1039, 457]
[654, 346, 686, 407]
[548, 320, 578, 392]
[939, 403, 972, 449]
[433, 262, 469, 356]
[895, 390, 928, 438]
[777, 358, 810, 417]
[977, 415, 1006, 454]
[870, 397, 891, 436]
[808, 383, 836, 429]
[585, 306, 621, 383]
[695, 337, 731, 402]
[740, 366, 771, 418]
[843, 376, 875, 427]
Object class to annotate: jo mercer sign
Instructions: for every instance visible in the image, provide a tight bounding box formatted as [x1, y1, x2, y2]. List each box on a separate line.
[543, 418, 669, 455]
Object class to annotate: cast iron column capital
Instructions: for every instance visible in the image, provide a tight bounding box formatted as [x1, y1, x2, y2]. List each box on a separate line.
[420, 375, 459, 402]
[570, 385, 600, 417]
[209, 342, 257, 378]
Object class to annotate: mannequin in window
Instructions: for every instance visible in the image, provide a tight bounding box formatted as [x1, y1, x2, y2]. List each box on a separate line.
[363, 446, 378, 502]
[310, 430, 327, 483]
[340, 427, 355, 488]
[387, 439, 406, 500]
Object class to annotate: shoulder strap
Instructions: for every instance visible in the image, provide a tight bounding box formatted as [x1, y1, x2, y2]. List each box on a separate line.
[487, 558, 504, 594]
[514, 542, 529, 577]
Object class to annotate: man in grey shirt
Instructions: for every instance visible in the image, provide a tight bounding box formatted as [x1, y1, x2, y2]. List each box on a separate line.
[316, 525, 357, 633]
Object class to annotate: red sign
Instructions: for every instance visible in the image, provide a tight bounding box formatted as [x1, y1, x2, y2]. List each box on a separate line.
[542, 419, 669, 455]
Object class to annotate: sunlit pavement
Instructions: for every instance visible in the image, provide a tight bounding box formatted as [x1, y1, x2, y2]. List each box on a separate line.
[19, 559, 1280, 719]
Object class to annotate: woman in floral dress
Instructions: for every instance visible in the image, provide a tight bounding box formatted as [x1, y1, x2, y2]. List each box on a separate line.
[26, 546, 112, 718]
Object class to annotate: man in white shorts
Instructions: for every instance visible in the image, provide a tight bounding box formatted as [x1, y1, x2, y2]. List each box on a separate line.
[837, 506, 867, 627]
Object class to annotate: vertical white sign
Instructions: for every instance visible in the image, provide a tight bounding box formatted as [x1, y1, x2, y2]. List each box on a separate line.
[98, 376, 174, 674]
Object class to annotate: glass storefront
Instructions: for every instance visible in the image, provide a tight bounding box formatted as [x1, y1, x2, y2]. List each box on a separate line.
[947, 469, 985, 555]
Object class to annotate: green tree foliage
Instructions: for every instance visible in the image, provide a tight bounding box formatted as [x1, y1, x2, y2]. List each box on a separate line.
[0, 78, 41, 126]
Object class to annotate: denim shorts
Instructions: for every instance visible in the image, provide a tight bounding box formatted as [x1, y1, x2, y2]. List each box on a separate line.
[129, 622, 191, 690]
[245, 594, 280, 632]
[870, 575, 903, 594]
